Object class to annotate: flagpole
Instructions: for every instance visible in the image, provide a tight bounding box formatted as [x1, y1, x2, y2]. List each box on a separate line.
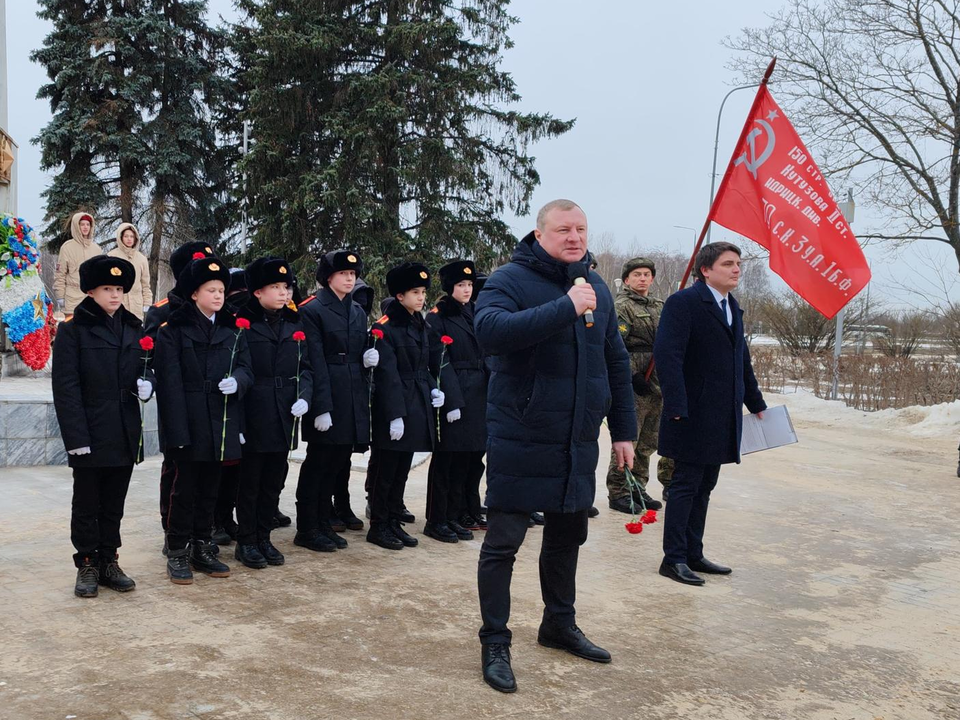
[644, 58, 777, 381]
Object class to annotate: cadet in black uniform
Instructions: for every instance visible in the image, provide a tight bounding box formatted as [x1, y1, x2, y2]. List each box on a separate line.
[295, 251, 371, 552]
[424, 260, 488, 543]
[53, 255, 153, 597]
[143, 241, 216, 552]
[366, 262, 457, 550]
[232, 257, 312, 568]
[155, 256, 253, 584]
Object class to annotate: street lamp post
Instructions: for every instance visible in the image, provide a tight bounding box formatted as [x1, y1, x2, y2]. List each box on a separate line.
[706, 84, 760, 244]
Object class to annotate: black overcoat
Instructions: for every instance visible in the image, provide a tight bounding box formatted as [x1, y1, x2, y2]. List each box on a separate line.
[653, 281, 766, 465]
[371, 299, 458, 452]
[143, 290, 182, 340]
[154, 303, 254, 462]
[298, 288, 372, 446]
[236, 298, 313, 453]
[474, 232, 637, 514]
[425, 296, 488, 452]
[52, 297, 154, 467]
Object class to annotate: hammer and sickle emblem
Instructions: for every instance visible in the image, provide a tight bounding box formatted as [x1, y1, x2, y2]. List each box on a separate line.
[734, 119, 776, 180]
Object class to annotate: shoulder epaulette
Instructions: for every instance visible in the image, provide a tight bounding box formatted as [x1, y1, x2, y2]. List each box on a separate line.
[376, 315, 389, 325]
[154, 298, 169, 307]
[430, 306, 439, 314]
[287, 300, 298, 311]
[298, 295, 315, 307]
[160, 321, 168, 328]
[61, 316, 73, 323]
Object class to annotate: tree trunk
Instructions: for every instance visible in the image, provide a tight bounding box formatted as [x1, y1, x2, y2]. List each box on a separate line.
[149, 195, 166, 297]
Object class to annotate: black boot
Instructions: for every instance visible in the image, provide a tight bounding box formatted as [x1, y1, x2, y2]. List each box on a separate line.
[258, 539, 285, 566]
[99, 554, 136, 592]
[212, 526, 233, 545]
[424, 521, 459, 543]
[366, 523, 404, 550]
[447, 520, 474, 541]
[400, 505, 416, 523]
[390, 518, 418, 547]
[481, 643, 517, 693]
[191, 541, 231, 577]
[631, 486, 663, 511]
[537, 623, 611, 663]
[166, 548, 193, 585]
[329, 515, 347, 533]
[319, 520, 348, 549]
[235, 543, 268, 569]
[272, 510, 292, 528]
[607, 495, 635, 515]
[74, 558, 99, 598]
[587, 506, 600, 518]
[530, 512, 545, 526]
[335, 505, 364, 531]
[294, 529, 337, 553]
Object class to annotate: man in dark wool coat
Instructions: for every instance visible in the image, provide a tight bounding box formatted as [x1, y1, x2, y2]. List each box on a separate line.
[653, 241, 766, 587]
[474, 199, 637, 693]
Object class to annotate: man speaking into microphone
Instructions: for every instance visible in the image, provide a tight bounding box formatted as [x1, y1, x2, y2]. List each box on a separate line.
[473, 199, 637, 693]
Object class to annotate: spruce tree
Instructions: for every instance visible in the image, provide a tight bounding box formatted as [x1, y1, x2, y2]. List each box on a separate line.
[230, 0, 573, 291]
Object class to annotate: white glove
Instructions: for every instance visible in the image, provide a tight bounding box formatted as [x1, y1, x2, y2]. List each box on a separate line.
[431, 388, 445, 408]
[218, 377, 238, 395]
[389, 418, 404, 441]
[314, 412, 333, 432]
[143, 306, 151, 315]
[291, 398, 308, 417]
[239, 433, 246, 445]
[58, 298, 65, 310]
[68, 446, 91, 456]
[446, 408, 461, 423]
[136, 379, 153, 401]
[362, 348, 380, 368]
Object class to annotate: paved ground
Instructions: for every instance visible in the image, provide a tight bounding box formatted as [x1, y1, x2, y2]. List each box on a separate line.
[1, 393, 959, 720]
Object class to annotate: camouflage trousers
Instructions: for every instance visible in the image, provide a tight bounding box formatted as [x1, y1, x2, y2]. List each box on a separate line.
[606, 392, 673, 499]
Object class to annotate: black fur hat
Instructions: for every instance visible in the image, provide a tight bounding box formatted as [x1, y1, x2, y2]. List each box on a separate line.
[178, 256, 230, 298]
[79, 255, 136, 293]
[169, 241, 216, 281]
[228, 268, 248, 294]
[386, 262, 431, 296]
[438, 259, 477, 294]
[316, 250, 364, 286]
[245, 256, 293, 291]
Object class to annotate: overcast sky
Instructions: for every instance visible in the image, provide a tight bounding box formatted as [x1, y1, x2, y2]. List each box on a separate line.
[5, 0, 958, 311]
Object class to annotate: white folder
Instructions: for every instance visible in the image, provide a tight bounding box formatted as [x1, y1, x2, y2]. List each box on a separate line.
[740, 405, 798, 455]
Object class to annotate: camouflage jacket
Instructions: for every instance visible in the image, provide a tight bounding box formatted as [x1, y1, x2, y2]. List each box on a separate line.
[615, 285, 664, 392]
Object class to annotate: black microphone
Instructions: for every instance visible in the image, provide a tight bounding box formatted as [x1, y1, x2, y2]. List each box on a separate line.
[566, 263, 594, 328]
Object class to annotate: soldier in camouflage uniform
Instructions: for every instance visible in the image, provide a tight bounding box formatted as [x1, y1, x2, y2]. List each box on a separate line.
[606, 258, 672, 513]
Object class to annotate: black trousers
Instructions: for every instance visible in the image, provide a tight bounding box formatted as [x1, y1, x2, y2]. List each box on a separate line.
[662, 461, 721, 565]
[297, 443, 352, 532]
[167, 459, 222, 552]
[237, 450, 288, 544]
[367, 447, 413, 525]
[426, 451, 470, 524]
[71, 465, 134, 567]
[463, 452, 485, 518]
[332, 451, 354, 513]
[477, 508, 589, 646]
[159, 453, 178, 531]
[216, 461, 241, 528]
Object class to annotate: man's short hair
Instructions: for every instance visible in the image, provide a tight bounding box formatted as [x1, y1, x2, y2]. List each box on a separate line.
[536, 199, 584, 230]
[694, 241, 741, 281]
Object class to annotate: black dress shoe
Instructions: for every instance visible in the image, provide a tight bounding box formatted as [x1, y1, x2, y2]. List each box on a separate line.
[74, 561, 99, 598]
[258, 540, 285, 566]
[366, 523, 404, 550]
[335, 506, 365, 531]
[319, 520, 348, 549]
[457, 513, 481, 531]
[447, 520, 474, 541]
[688, 557, 732, 575]
[424, 521, 459, 543]
[390, 518, 419, 547]
[588, 506, 600, 518]
[537, 623, 611, 663]
[632, 487, 663, 511]
[659, 561, 705, 586]
[294, 530, 337, 553]
[400, 506, 416, 524]
[530, 512, 545, 526]
[481, 643, 517, 693]
[99, 555, 136, 592]
[235, 543, 268, 569]
[607, 496, 635, 515]
[329, 516, 347, 533]
[273, 510, 292, 528]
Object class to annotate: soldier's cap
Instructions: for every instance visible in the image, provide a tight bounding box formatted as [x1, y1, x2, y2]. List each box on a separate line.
[316, 250, 364, 286]
[621, 256, 656, 280]
[178, 256, 230, 297]
[80, 255, 136, 293]
[387, 261, 431, 296]
[245, 256, 293, 292]
[438, 259, 476, 294]
[170, 241, 216, 280]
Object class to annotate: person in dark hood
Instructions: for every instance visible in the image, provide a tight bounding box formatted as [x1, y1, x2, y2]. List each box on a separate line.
[473, 199, 637, 692]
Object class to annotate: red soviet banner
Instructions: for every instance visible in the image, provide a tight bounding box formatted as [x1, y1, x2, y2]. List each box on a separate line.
[708, 84, 871, 319]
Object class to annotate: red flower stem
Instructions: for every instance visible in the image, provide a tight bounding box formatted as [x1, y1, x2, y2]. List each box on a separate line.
[221, 329, 243, 461]
[289, 340, 302, 451]
[137, 350, 150, 463]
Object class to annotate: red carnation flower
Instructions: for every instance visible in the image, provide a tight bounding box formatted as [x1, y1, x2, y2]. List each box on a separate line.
[139, 336, 155, 351]
[641, 509, 658, 524]
[371, 328, 384, 340]
[192, 252, 206, 260]
[441, 335, 454, 345]
[235, 318, 251, 330]
[624, 522, 644, 535]
[292, 330, 306, 341]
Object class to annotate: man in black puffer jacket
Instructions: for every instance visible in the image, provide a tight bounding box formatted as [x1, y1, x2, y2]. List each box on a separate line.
[474, 199, 637, 693]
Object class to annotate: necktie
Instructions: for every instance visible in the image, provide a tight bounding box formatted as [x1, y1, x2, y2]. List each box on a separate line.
[720, 298, 730, 326]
